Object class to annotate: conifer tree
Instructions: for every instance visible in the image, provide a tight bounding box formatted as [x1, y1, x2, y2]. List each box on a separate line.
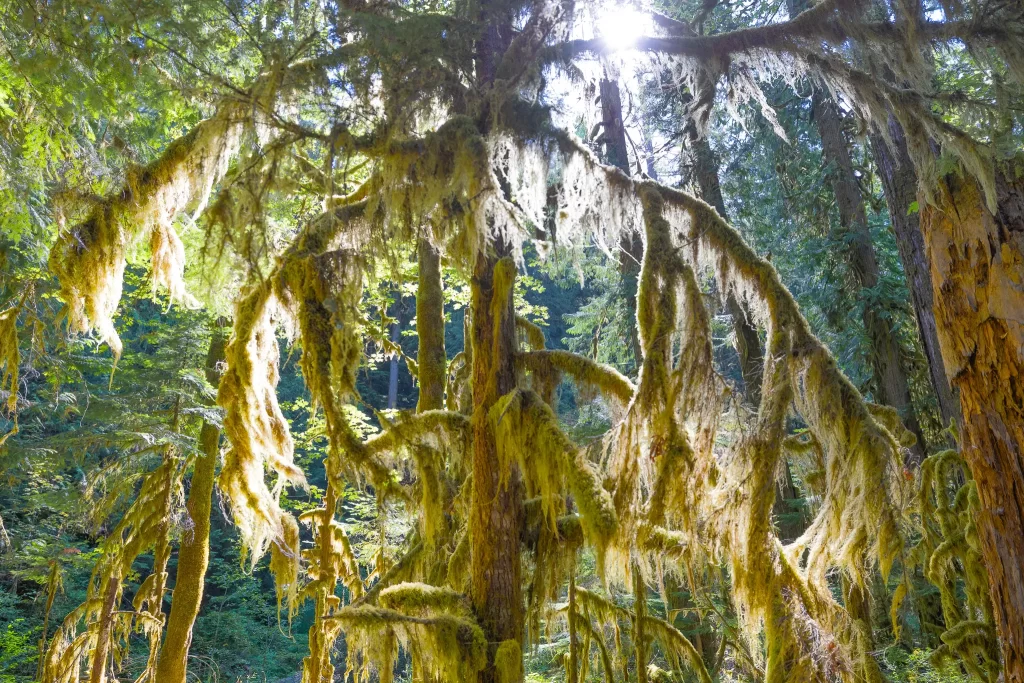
[2, 1, 1023, 682]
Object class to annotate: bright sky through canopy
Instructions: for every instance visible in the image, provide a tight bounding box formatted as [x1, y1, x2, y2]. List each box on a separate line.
[594, 2, 650, 52]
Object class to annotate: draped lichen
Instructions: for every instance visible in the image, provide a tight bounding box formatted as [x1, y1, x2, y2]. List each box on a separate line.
[917, 449, 999, 681]
[328, 602, 488, 683]
[217, 283, 306, 585]
[49, 107, 243, 358]
[0, 298, 22, 445]
[41, 457, 185, 683]
[31, 6, 1016, 680]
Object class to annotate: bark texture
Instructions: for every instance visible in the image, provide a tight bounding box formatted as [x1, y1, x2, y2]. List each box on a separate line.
[416, 238, 447, 413]
[919, 167, 1024, 683]
[154, 330, 226, 683]
[470, 249, 524, 683]
[811, 91, 927, 462]
[870, 113, 961, 431]
[471, 7, 524, 680]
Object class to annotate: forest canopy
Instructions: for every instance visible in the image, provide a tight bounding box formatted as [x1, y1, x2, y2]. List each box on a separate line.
[1, 1, 1023, 683]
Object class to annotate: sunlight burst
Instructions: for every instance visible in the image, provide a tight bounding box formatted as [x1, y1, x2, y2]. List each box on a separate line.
[595, 3, 650, 52]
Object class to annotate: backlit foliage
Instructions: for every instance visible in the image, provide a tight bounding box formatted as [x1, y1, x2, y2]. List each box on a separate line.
[3, 0, 1021, 681]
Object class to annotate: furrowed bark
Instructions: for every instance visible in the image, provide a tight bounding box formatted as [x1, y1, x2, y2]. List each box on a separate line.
[154, 328, 227, 683]
[869, 114, 961, 432]
[472, 3, 525, 678]
[919, 167, 1024, 683]
[811, 90, 927, 463]
[470, 248, 524, 683]
[417, 238, 447, 413]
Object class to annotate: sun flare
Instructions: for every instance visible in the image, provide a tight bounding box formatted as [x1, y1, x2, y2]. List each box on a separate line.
[595, 3, 651, 52]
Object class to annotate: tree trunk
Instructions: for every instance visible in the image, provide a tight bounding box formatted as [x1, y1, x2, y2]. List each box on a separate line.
[599, 74, 644, 371]
[90, 575, 121, 683]
[919, 167, 1024, 683]
[632, 564, 649, 683]
[811, 90, 927, 463]
[416, 238, 446, 413]
[387, 308, 401, 410]
[471, 7, 523, 680]
[685, 133, 764, 405]
[154, 328, 227, 683]
[869, 114, 961, 432]
[567, 565, 579, 683]
[470, 248, 524, 683]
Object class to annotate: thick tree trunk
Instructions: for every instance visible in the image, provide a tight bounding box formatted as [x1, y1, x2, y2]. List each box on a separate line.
[870, 114, 961, 432]
[919, 167, 1024, 683]
[811, 91, 927, 463]
[416, 238, 446, 413]
[470, 249, 524, 683]
[154, 329, 226, 683]
[685, 133, 765, 405]
[471, 7, 524, 680]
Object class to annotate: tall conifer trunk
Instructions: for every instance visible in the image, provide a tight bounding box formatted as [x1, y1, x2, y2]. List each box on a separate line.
[919, 167, 1024, 682]
[154, 327, 227, 683]
[469, 248, 524, 683]
[472, 8, 524, 680]
[416, 238, 446, 413]
[387, 315, 401, 409]
[684, 132, 764, 404]
[870, 113, 962, 432]
[599, 74, 644, 369]
[810, 91, 928, 463]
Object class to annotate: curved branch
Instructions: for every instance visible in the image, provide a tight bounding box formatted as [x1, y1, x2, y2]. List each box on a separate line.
[516, 349, 635, 407]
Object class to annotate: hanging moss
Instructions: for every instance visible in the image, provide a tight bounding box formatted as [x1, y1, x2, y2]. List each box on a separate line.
[917, 449, 1000, 681]
[517, 349, 635, 409]
[49, 108, 243, 358]
[495, 639, 524, 683]
[41, 457, 185, 683]
[491, 389, 617, 561]
[0, 298, 22, 446]
[329, 605, 487, 683]
[217, 282, 305, 586]
[515, 315, 546, 351]
[379, 582, 472, 617]
[642, 615, 713, 683]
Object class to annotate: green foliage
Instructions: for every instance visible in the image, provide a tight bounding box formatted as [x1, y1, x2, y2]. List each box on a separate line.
[881, 647, 973, 683]
[0, 619, 37, 683]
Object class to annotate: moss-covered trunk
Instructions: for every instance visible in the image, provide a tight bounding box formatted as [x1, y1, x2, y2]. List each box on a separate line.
[89, 576, 120, 683]
[417, 238, 446, 413]
[470, 247, 524, 683]
[632, 564, 649, 683]
[154, 329, 226, 683]
[919, 167, 1024, 683]
[811, 90, 927, 463]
